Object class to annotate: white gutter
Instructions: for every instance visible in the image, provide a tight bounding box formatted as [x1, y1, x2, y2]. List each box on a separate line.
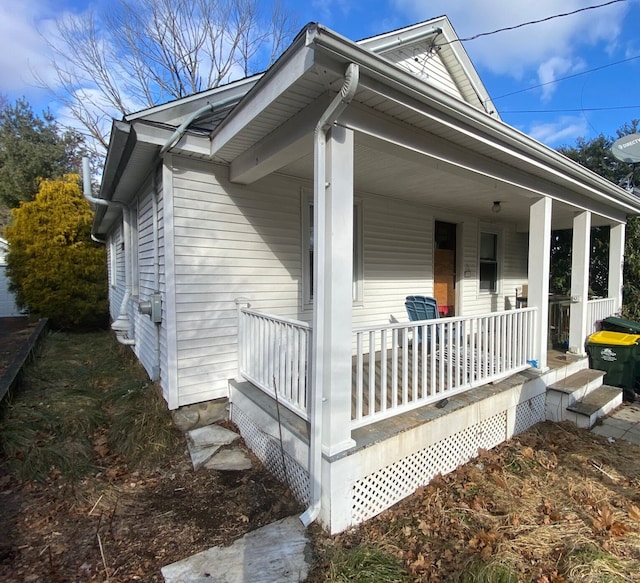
[82, 157, 135, 346]
[307, 25, 640, 216]
[300, 62, 360, 528]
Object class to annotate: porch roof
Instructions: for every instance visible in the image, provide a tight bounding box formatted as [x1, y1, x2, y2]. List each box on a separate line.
[94, 17, 640, 235]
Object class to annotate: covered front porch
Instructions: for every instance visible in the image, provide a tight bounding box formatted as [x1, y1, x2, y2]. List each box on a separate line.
[230, 293, 618, 533]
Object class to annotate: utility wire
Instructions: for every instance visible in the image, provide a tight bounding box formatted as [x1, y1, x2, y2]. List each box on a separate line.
[501, 105, 640, 114]
[490, 53, 640, 102]
[454, 0, 627, 43]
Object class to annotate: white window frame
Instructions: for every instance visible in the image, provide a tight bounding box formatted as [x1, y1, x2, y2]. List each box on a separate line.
[478, 230, 500, 294]
[302, 191, 363, 308]
[109, 236, 117, 288]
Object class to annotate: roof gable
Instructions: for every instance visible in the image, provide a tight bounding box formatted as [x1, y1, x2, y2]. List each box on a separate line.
[358, 17, 499, 118]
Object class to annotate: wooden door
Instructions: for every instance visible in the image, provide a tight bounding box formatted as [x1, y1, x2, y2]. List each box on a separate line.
[434, 221, 457, 316]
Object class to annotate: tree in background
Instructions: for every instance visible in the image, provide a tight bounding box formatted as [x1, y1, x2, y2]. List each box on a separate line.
[557, 120, 640, 319]
[0, 98, 85, 212]
[40, 0, 297, 153]
[5, 175, 108, 330]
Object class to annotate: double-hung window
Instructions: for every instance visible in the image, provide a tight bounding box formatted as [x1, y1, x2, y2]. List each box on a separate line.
[479, 231, 498, 293]
[302, 194, 363, 307]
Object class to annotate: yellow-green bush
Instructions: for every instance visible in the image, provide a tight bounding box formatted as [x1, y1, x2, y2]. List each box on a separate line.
[4, 174, 108, 329]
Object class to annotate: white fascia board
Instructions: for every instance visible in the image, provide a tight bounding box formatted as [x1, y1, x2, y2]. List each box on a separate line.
[132, 121, 211, 157]
[229, 93, 332, 184]
[307, 25, 640, 216]
[357, 18, 446, 53]
[341, 102, 627, 223]
[125, 74, 261, 124]
[210, 42, 316, 157]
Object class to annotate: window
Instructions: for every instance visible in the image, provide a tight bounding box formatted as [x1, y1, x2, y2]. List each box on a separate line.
[479, 232, 498, 293]
[109, 238, 117, 288]
[303, 195, 363, 306]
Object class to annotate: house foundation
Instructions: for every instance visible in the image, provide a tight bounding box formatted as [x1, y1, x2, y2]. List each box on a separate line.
[229, 354, 587, 534]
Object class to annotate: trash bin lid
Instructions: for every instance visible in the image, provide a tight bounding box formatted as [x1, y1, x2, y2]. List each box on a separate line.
[601, 316, 640, 333]
[587, 330, 640, 345]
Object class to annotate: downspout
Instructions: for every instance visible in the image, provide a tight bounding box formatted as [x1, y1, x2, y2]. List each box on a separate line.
[300, 62, 359, 528]
[159, 94, 240, 157]
[82, 157, 136, 346]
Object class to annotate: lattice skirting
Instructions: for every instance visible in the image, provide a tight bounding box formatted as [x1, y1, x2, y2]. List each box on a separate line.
[514, 392, 546, 435]
[351, 394, 545, 525]
[231, 404, 310, 506]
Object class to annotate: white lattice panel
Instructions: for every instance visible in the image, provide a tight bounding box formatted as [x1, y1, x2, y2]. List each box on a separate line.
[351, 411, 507, 524]
[514, 393, 546, 435]
[231, 405, 310, 505]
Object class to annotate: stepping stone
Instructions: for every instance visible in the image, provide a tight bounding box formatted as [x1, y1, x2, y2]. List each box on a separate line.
[161, 516, 311, 583]
[186, 425, 240, 470]
[204, 447, 252, 471]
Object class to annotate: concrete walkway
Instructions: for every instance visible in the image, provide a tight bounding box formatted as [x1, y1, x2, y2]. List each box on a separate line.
[161, 516, 311, 583]
[592, 401, 640, 446]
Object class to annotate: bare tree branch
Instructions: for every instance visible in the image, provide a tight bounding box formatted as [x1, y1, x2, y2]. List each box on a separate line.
[37, 0, 298, 158]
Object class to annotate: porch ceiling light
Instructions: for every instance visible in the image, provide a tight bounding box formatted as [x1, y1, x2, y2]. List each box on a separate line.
[492, 201, 501, 213]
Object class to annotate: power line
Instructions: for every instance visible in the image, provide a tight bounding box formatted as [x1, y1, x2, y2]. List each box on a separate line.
[491, 54, 640, 102]
[500, 105, 640, 114]
[456, 0, 627, 43]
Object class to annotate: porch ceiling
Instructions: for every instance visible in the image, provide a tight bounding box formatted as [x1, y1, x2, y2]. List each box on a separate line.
[277, 137, 610, 231]
[211, 32, 638, 225]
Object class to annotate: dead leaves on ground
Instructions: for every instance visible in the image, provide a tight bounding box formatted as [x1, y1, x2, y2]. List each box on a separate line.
[321, 422, 640, 582]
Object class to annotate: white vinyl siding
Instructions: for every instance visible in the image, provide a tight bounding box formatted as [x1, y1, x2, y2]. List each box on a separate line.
[132, 181, 162, 383]
[170, 158, 302, 406]
[107, 222, 125, 322]
[383, 48, 464, 100]
[160, 157, 529, 408]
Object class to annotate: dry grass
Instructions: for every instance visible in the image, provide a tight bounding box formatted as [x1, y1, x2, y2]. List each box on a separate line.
[309, 421, 640, 582]
[0, 330, 182, 488]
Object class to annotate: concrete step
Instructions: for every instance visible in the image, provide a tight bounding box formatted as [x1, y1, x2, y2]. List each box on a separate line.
[566, 385, 623, 429]
[186, 424, 251, 470]
[546, 369, 606, 422]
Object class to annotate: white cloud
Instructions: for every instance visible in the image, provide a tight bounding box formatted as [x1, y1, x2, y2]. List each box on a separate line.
[527, 116, 589, 146]
[0, 1, 60, 96]
[537, 56, 584, 101]
[391, 0, 628, 80]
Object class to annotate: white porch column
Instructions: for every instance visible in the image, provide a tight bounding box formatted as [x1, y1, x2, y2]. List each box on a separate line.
[568, 211, 591, 356]
[528, 197, 552, 371]
[314, 125, 356, 456]
[608, 222, 625, 313]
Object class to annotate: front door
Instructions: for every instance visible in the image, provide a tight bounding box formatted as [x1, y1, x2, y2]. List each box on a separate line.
[434, 221, 457, 317]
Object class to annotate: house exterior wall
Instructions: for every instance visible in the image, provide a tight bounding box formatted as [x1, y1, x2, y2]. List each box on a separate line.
[107, 222, 125, 322]
[162, 156, 529, 408]
[132, 179, 163, 383]
[169, 157, 303, 406]
[384, 48, 464, 100]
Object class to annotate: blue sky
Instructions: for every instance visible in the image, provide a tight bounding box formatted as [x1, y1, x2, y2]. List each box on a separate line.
[2, 0, 640, 148]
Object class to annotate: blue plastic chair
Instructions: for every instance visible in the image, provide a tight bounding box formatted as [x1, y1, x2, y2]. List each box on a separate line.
[405, 296, 439, 344]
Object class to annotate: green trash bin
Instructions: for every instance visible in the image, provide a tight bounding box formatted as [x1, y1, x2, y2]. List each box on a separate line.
[600, 316, 640, 334]
[586, 331, 640, 402]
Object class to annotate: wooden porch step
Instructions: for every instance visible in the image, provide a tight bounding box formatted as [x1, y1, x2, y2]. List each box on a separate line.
[566, 385, 623, 429]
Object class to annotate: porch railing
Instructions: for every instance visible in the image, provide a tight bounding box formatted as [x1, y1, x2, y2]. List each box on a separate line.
[351, 308, 537, 429]
[238, 307, 311, 420]
[586, 297, 616, 333]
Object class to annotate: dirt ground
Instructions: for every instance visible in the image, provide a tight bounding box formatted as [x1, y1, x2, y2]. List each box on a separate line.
[2, 325, 640, 582]
[0, 325, 302, 582]
[0, 436, 302, 582]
